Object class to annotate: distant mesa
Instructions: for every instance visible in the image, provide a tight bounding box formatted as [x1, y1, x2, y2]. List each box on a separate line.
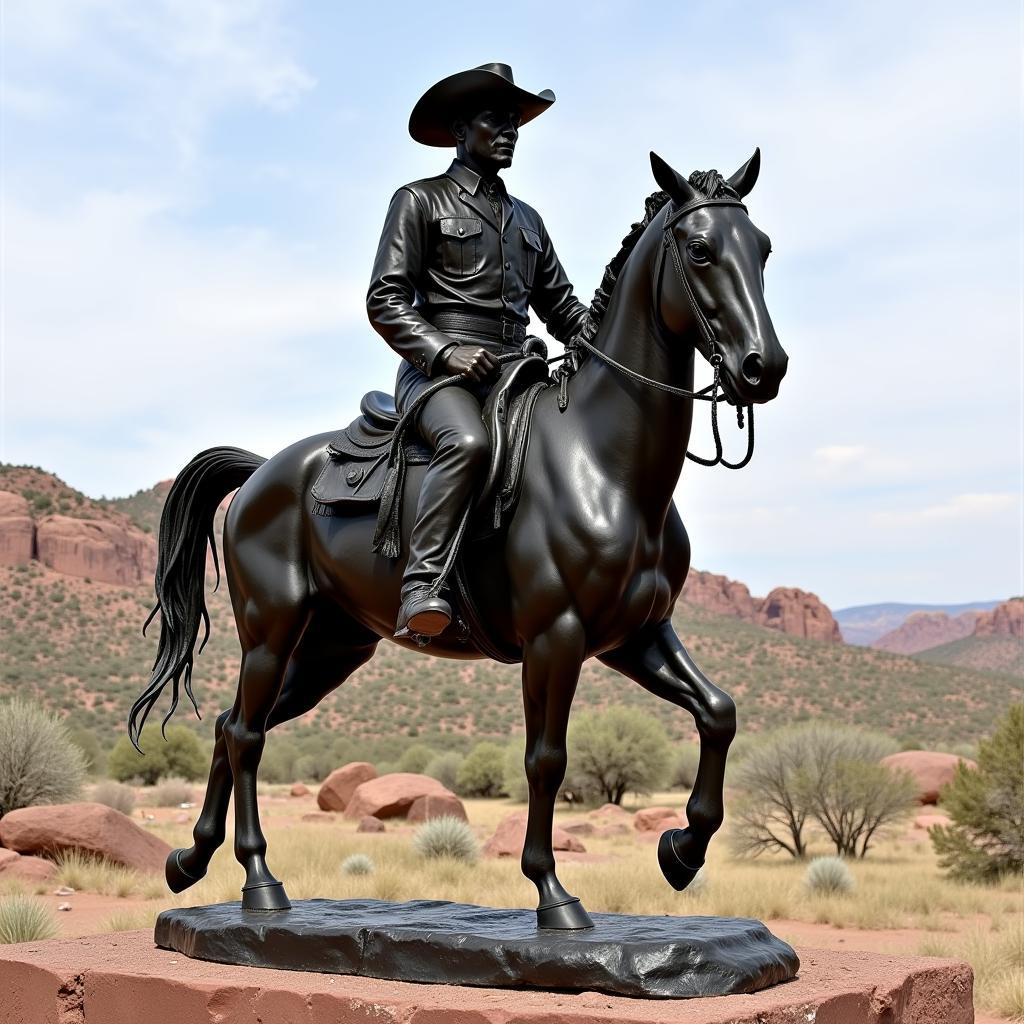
[873, 610, 981, 655]
[681, 570, 841, 643]
[973, 597, 1023, 639]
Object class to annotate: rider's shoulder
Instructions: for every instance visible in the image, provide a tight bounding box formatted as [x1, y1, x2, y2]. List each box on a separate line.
[394, 172, 453, 205]
[509, 195, 546, 234]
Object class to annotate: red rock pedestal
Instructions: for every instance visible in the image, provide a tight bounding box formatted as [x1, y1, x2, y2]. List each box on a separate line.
[0, 932, 973, 1023]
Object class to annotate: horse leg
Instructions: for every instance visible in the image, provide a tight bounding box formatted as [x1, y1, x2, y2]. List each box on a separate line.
[600, 618, 736, 891]
[521, 621, 594, 930]
[166, 612, 378, 893]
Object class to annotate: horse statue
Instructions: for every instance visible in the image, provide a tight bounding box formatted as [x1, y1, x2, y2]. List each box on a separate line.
[131, 150, 788, 931]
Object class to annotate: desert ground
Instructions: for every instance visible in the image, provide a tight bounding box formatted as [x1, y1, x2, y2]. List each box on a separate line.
[2, 783, 1019, 1022]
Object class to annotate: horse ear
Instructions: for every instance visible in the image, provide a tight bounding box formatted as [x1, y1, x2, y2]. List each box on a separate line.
[650, 151, 697, 205]
[727, 147, 761, 198]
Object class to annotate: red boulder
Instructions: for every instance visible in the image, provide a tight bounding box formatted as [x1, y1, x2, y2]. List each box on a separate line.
[0, 850, 56, 883]
[633, 806, 686, 832]
[407, 793, 468, 824]
[881, 751, 977, 805]
[356, 816, 386, 834]
[483, 812, 585, 858]
[289, 783, 310, 798]
[0, 803, 171, 873]
[317, 763, 378, 812]
[343, 773, 456, 821]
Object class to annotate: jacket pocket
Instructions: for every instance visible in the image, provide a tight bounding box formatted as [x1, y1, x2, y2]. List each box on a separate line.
[521, 227, 542, 284]
[439, 217, 483, 275]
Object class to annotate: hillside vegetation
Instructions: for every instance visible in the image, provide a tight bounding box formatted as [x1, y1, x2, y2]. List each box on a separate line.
[0, 557, 1012, 761]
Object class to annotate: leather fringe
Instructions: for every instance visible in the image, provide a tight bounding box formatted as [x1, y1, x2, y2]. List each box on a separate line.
[372, 446, 407, 558]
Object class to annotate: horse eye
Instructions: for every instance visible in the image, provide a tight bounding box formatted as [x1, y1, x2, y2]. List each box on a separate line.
[687, 241, 711, 264]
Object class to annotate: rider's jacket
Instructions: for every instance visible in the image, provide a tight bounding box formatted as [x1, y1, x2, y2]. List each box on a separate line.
[367, 159, 590, 378]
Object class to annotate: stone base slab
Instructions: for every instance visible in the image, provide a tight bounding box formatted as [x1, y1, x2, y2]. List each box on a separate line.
[0, 931, 974, 1024]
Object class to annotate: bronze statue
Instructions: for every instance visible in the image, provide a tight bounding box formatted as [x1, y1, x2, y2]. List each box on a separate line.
[132, 62, 788, 934]
[368, 63, 591, 639]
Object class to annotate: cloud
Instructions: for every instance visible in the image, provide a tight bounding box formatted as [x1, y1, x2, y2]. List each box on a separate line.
[872, 492, 1020, 528]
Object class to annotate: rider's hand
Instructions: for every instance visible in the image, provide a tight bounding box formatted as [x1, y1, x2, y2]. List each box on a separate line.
[442, 343, 500, 382]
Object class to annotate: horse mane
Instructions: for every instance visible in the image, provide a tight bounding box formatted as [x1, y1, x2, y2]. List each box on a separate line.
[581, 169, 739, 341]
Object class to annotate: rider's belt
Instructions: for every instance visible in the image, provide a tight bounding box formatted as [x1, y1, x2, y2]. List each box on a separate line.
[429, 311, 528, 347]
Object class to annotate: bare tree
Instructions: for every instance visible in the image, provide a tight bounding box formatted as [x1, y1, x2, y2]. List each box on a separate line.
[729, 729, 811, 859]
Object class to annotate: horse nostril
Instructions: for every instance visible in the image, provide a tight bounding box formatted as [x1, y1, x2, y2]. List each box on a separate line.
[741, 351, 764, 386]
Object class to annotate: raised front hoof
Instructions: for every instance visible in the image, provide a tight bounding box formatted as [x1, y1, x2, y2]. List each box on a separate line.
[241, 880, 291, 912]
[165, 848, 205, 894]
[658, 828, 705, 892]
[536, 896, 594, 931]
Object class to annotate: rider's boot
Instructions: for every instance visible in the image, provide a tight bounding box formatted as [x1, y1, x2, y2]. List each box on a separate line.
[393, 417, 487, 639]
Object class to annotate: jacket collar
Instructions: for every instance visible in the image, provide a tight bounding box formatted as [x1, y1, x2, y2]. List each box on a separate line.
[445, 159, 512, 230]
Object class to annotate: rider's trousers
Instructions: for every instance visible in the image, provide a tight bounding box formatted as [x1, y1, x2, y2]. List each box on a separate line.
[394, 337, 503, 601]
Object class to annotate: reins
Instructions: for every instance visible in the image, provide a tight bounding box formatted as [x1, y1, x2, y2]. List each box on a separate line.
[554, 198, 756, 470]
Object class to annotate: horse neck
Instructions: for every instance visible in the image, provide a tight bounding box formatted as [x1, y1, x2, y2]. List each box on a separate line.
[566, 222, 697, 522]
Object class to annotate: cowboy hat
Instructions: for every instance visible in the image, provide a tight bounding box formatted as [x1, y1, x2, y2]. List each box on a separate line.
[408, 63, 555, 147]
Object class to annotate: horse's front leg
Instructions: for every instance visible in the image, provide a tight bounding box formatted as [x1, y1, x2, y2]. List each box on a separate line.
[600, 617, 736, 891]
[521, 617, 594, 930]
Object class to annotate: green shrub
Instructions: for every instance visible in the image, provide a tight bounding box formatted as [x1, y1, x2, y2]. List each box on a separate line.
[425, 752, 464, 791]
[932, 703, 1024, 883]
[804, 856, 855, 896]
[413, 815, 479, 863]
[0, 698, 86, 815]
[67, 727, 103, 776]
[502, 743, 528, 802]
[455, 742, 506, 797]
[107, 724, 206, 785]
[567, 706, 670, 805]
[398, 744, 436, 774]
[0, 895, 58, 944]
[91, 780, 136, 815]
[671, 742, 701, 790]
[341, 854, 375, 876]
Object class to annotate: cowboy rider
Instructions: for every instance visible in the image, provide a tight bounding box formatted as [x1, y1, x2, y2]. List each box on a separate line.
[367, 63, 591, 640]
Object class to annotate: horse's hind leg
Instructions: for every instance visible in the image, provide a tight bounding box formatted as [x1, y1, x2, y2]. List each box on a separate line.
[600, 618, 736, 892]
[167, 609, 379, 894]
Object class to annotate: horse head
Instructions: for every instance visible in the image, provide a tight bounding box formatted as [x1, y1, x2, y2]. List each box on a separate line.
[650, 150, 788, 405]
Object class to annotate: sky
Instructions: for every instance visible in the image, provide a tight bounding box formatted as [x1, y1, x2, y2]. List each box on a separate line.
[1, 0, 1020, 610]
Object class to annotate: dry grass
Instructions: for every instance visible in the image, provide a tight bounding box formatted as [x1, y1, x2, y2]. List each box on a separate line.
[54, 850, 166, 900]
[86, 788, 1024, 1020]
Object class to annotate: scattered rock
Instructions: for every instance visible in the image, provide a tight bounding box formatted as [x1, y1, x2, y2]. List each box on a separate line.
[57, 903, 72, 912]
[318, 763, 378, 813]
[356, 816, 386, 834]
[53, 886, 75, 896]
[290, 783, 310, 798]
[0, 852, 57, 883]
[633, 806, 685, 832]
[881, 751, 977, 805]
[587, 803, 632, 823]
[561, 820, 596, 837]
[301, 812, 337, 824]
[343, 773, 455, 822]
[0, 802, 172, 873]
[483, 812, 585, 858]
[407, 793, 468, 824]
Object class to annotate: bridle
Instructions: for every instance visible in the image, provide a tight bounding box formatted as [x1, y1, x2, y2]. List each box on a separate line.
[557, 198, 756, 470]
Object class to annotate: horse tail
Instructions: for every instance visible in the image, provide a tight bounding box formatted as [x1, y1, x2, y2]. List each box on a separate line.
[129, 446, 266, 751]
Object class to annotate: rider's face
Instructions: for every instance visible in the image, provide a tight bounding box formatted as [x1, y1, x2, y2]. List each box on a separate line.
[455, 108, 521, 172]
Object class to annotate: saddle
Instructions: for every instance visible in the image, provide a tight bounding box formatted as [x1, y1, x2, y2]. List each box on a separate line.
[310, 348, 552, 542]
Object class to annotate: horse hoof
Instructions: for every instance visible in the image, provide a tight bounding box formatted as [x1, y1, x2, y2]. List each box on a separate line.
[658, 828, 705, 892]
[242, 880, 291, 912]
[166, 848, 204, 894]
[536, 896, 594, 930]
